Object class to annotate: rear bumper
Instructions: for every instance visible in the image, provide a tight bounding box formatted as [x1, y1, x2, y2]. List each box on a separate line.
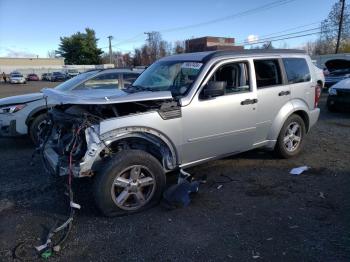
[308, 108, 320, 131]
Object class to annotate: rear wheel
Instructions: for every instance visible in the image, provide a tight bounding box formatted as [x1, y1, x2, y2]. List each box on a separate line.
[93, 150, 166, 217]
[275, 114, 306, 158]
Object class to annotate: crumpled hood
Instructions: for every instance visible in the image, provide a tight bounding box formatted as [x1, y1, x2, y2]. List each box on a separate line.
[0, 92, 43, 106]
[42, 88, 173, 105]
[332, 78, 350, 90]
[325, 59, 350, 71]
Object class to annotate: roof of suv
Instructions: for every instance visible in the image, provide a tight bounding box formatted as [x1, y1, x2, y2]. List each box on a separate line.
[160, 49, 306, 62]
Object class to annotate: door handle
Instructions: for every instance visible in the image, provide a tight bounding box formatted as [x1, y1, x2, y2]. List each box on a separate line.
[241, 98, 258, 105]
[278, 91, 290, 96]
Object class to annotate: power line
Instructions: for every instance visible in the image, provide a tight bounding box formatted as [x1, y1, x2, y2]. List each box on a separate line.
[238, 22, 349, 45]
[100, 0, 297, 50]
[241, 28, 339, 46]
[237, 27, 321, 45]
[159, 0, 297, 33]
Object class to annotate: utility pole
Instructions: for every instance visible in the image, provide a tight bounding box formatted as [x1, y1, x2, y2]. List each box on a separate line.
[107, 35, 113, 64]
[335, 0, 345, 54]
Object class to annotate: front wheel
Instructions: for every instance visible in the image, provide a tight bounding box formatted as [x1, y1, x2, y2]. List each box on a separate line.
[29, 113, 49, 145]
[274, 114, 306, 158]
[93, 150, 166, 217]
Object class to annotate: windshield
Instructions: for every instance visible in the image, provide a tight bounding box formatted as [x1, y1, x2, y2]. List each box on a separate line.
[12, 74, 23, 77]
[54, 70, 99, 91]
[131, 61, 203, 96]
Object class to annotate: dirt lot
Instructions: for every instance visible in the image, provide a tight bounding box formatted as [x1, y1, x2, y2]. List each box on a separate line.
[0, 81, 59, 99]
[0, 82, 349, 261]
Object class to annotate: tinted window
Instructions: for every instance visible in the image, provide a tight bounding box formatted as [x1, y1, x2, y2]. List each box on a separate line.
[55, 70, 99, 91]
[283, 58, 310, 84]
[75, 72, 120, 90]
[254, 59, 282, 88]
[207, 62, 250, 95]
[123, 73, 140, 88]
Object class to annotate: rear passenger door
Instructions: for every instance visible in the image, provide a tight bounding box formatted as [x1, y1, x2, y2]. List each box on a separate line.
[254, 58, 291, 144]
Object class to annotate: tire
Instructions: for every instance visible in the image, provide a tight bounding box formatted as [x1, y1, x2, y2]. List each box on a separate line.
[274, 114, 306, 159]
[29, 113, 49, 145]
[93, 150, 166, 217]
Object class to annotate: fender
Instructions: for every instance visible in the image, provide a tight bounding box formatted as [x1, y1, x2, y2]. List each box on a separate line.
[25, 105, 49, 125]
[79, 125, 179, 176]
[267, 99, 310, 142]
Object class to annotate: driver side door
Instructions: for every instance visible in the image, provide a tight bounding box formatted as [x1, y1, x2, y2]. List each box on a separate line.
[180, 59, 257, 164]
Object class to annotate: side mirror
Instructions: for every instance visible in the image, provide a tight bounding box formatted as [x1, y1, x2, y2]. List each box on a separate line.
[202, 81, 226, 98]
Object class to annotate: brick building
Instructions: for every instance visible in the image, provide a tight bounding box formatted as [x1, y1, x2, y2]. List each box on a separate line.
[185, 36, 244, 53]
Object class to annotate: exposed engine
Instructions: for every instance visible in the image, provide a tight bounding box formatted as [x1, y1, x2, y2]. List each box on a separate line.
[41, 99, 179, 176]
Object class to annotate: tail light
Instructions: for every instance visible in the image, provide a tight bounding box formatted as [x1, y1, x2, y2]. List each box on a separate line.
[314, 84, 321, 108]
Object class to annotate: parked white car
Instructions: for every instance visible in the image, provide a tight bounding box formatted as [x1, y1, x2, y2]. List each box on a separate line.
[9, 72, 26, 84]
[0, 69, 142, 144]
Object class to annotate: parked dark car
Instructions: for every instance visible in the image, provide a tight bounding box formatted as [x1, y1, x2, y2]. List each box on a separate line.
[41, 73, 50, 81]
[324, 59, 350, 88]
[327, 78, 350, 111]
[50, 72, 66, 82]
[26, 73, 39, 81]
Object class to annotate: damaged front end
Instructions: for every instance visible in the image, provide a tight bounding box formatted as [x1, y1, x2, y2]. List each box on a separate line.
[43, 105, 103, 177]
[42, 98, 179, 178]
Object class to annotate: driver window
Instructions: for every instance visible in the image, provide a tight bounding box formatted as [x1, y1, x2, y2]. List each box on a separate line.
[209, 62, 250, 94]
[75, 73, 120, 90]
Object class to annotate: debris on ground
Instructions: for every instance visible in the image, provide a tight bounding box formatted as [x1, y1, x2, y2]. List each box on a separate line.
[217, 184, 223, 190]
[252, 251, 261, 259]
[162, 169, 200, 209]
[319, 192, 326, 199]
[289, 166, 310, 175]
[162, 179, 200, 209]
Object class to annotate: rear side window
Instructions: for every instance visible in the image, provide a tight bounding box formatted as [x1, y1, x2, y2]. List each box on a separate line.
[254, 59, 282, 88]
[75, 72, 120, 90]
[283, 58, 310, 84]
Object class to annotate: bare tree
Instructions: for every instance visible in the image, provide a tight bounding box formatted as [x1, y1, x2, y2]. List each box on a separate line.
[173, 41, 185, 54]
[318, 1, 350, 54]
[47, 50, 56, 58]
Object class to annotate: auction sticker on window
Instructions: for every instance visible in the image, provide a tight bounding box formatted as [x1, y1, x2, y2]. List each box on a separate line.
[181, 62, 203, 70]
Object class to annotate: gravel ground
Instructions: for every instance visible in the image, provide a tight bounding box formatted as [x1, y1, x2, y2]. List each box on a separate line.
[0, 83, 349, 261]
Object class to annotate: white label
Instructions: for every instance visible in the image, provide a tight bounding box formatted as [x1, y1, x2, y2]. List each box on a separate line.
[181, 62, 203, 70]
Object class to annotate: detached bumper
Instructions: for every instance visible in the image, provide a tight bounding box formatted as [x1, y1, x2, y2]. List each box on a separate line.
[308, 108, 320, 131]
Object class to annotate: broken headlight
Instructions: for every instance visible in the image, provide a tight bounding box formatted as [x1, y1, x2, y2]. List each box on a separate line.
[0, 104, 27, 114]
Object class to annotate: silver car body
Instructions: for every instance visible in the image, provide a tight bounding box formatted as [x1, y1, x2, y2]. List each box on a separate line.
[42, 50, 321, 177]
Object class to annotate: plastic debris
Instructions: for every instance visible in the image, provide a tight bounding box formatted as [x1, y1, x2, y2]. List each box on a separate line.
[41, 249, 53, 259]
[289, 225, 299, 229]
[289, 166, 309, 175]
[217, 184, 223, 190]
[252, 251, 260, 259]
[162, 180, 200, 209]
[319, 192, 326, 199]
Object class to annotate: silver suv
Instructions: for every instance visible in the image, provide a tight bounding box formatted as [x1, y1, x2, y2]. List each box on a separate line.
[42, 50, 322, 216]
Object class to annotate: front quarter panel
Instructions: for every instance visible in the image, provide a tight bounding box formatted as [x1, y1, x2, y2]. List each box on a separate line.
[99, 111, 183, 162]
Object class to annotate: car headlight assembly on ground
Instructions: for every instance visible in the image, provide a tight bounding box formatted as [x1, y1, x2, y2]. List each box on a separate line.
[0, 104, 27, 114]
[328, 87, 337, 96]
